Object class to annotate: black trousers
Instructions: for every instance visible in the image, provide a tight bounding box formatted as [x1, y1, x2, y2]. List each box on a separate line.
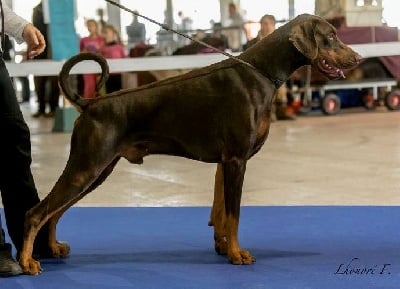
[105, 74, 122, 94]
[33, 75, 59, 113]
[0, 57, 41, 251]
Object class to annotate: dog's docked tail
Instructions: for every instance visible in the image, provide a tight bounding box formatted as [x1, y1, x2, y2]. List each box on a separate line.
[59, 52, 109, 111]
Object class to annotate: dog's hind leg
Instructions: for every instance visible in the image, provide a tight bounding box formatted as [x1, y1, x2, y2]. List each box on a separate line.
[20, 148, 120, 275]
[19, 182, 88, 274]
[209, 163, 228, 255]
[223, 158, 255, 265]
[45, 157, 121, 260]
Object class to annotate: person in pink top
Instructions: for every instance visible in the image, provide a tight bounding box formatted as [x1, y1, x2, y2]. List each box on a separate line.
[79, 19, 104, 98]
[100, 24, 126, 93]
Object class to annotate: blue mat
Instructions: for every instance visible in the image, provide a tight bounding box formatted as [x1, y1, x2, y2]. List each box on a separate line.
[1, 206, 400, 289]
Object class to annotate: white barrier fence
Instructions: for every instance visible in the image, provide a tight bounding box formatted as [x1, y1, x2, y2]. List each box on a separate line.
[5, 42, 400, 77]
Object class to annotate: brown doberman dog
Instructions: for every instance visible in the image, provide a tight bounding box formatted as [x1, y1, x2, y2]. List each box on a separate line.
[19, 14, 360, 274]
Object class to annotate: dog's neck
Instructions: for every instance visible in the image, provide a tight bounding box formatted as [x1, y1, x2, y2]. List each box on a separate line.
[240, 30, 309, 88]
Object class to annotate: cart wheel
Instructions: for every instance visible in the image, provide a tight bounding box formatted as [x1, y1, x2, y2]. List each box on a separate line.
[385, 90, 400, 110]
[321, 93, 341, 115]
[363, 92, 375, 110]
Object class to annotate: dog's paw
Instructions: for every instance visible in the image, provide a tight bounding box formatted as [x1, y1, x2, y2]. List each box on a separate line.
[50, 241, 70, 258]
[20, 258, 42, 275]
[228, 249, 256, 265]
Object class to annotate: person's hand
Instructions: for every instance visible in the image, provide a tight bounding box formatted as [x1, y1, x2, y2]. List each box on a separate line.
[22, 23, 46, 58]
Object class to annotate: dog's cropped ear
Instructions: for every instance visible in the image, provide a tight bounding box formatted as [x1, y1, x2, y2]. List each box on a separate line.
[289, 21, 318, 61]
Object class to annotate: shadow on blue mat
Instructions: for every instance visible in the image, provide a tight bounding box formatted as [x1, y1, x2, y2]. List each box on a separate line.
[41, 248, 319, 268]
[1, 206, 399, 289]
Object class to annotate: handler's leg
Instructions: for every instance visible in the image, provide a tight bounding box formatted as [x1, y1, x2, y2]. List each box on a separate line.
[0, 58, 59, 256]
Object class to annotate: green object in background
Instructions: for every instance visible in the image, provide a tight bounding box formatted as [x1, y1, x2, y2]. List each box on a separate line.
[47, 0, 78, 60]
[52, 107, 79, 133]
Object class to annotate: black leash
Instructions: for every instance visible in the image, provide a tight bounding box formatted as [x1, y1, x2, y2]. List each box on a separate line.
[104, 0, 284, 88]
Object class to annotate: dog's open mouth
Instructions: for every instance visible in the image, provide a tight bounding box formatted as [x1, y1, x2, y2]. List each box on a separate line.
[316, 58, 345, 79]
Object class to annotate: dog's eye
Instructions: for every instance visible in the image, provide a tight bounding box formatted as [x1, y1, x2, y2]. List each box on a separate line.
[323, 33, 336, 47]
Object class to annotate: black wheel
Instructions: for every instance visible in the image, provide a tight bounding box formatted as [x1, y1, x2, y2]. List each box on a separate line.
[385, 90, 400, 110]
[363, 91, 375, 110]
[321, 93, 341, 115]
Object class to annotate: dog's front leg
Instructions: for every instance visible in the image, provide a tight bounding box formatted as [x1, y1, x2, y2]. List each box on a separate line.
[223, 158, 255, 265]
[209, 163, 227, 255]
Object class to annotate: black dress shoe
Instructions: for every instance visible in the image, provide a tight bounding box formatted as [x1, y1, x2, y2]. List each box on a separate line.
[0, 243, 23, 277]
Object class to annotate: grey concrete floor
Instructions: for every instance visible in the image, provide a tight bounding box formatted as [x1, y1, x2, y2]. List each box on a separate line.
[4, 101, 400, 207]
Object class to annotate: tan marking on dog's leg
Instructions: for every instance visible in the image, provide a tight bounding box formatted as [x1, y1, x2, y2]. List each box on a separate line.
[19, 204, 51, 275]
[44, 158, 120, 260]
[209, 164, 227, 255]
[19, 230, 41, 274]
[226, 214, 255, 265]
[47, 210, 70, 258]
[19, 173, 96, 274]
[222, 158, 255, 265]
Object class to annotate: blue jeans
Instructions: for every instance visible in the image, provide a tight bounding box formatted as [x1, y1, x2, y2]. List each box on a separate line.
[0, 56, 41, 251]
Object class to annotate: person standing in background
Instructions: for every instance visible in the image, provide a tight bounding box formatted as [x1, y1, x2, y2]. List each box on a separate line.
[79, 19, 104, 99]
[243, 14, 276, 50]
[96, 8, 106, 28]
[211, 22, 229, 51]
[31, 1, 59, 117]
[176, 11, 192, 47]
[126, 12, 146, 50]
[243, 14, 296, 120]
[100, 24, 126, 93]
[224, 2, 246, 52]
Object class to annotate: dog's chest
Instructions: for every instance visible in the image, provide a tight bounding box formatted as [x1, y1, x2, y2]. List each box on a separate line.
[251, 114, 271, 155]
[257, 117, 269, 138]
